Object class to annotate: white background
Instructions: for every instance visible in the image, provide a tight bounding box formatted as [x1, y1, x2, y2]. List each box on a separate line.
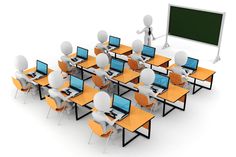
[0, 0, 235, 156]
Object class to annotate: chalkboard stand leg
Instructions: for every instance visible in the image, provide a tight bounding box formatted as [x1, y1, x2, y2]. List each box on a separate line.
[162, 42, 170, 49]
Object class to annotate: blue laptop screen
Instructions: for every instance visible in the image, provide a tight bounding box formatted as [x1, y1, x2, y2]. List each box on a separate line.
[141, 45, 155, 58]
[36, 60, 48, 75]
[77, 47, 88, 60]
[153, 74, 169, 89]
[113, 95, 131, 113]
[183, 57, 198, 70]
[109, 36, 120, 47]
[111, 58, 124, 73]
[70, 75, 84, 91]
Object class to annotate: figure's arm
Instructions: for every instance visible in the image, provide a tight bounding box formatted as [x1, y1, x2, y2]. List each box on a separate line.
[136, 28, 145, 34]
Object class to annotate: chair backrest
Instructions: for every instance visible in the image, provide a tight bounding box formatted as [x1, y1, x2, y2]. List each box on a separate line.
[92, 75, 104, 88]
[128, 59, 139, 71]
[88, 119, 104, 137]
[94, 48, 103, 56]
[12, 77, 23, 90]
[169, 72, 183, 85]
[134, 92, 149, 107]
[58, 60, 68, 73]
[45, 96, 59, 111]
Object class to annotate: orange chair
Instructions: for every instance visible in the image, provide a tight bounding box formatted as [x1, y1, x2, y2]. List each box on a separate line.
[169, 72, 185, 87]
[12, 77, 31, 104]
[92, 75, 110, 91]
[128, 58, 141, 72]
[134, 92, 156, 112]
[45, 96, 67, 125]
[88, 119, 113, 153]
[58, 60, 71, 73]
[94, 48, 103, 56]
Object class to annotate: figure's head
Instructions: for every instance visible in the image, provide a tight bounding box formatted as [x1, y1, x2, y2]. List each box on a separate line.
[140, 68, 155, 86]
[143, 15, 153, 27]
[61, 41, 73, 56]
[15, 55, 28, 72]
[97, 30, 108, 43]
[132, 39, 143, 53]
[96, 53, 109, 69]
[93, 91, 111, 112]
[48, 71, 64, 89]
[174, 51, 188, 66]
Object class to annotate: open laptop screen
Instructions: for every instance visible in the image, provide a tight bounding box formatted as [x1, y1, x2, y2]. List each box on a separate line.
[77, 46, 88, 60]
[110, 58, 125, 73]
[109, 36, 120, 47]
[153, 73, 170, 90]
[36, 60, 48, 75]
[70, 75, 84, 91]
[141, 45, 156, 58]
[112, 94, 131, 114]
[182, 57, 199, 70]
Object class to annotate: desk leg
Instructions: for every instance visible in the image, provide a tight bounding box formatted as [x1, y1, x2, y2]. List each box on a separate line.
[117, 81, 120, 95]
[81, 68, 84, 80]
[38, 84, 45, 100]
[162, 99, 175, 117]
[75, 104, 92, 121]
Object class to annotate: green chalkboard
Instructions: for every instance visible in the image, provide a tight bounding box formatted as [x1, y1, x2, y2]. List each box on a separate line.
[168, 6, 223, 45]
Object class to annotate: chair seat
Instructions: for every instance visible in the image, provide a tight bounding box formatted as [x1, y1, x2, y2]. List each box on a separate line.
[101, 129, 113, 138]
[56, 106, 67, 112]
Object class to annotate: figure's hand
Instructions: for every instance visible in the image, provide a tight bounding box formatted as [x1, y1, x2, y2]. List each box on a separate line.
[136, 30, 140, 34]
[153, 37, 156, 40]
[116, 114, 123, 120]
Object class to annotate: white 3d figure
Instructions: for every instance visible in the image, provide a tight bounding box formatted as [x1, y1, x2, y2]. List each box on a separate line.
[129, 39, 145, 70]
[60, 41, 79, 75]
[137, 15, 156, 46]
[138, 68, 160, 111]
[92, 91, 122, 132]
[94, 53, 110, 85]
[48, 71, 73, 113]
[171, 51, 190, 89]
[96, 30, 112, 61]
[14, 55, 37, 93]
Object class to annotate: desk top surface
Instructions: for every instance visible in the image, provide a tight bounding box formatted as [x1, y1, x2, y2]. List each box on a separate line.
[147, 54, 171, 67]
[113, 68, 140, 84]
[69, 54, 96, 69]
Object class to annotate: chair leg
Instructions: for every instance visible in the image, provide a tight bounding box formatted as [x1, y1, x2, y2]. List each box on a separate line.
[103, 134, 112, 153]
[88, 131, 93, 144]
[14, 89, 18, 99]
[46, 107, 51, 119]
[58, 109, 66, 125]
[23, 89, 30, 104]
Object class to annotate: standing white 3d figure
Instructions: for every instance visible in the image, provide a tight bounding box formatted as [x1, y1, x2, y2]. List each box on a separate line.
[92, 91, 122, 132]
[137, 15, 156, 46]
[138, 68, 161, 111]
[60, 41, 79, 75]
[94, 53, 111, 85]
[171, 51, 190, 89]
[96, 30, 112, 61]
[48, 71, 74, 114]
[14, 55, 38, 94]
[129, 39, 145, 70]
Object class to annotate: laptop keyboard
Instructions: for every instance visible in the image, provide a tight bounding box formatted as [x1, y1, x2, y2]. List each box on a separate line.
[107, 71, 113, 76]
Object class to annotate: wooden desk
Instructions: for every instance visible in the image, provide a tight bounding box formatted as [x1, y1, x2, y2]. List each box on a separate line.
[24, 67, 53, 100]
[112, 68, 140, 96]
[94, 105, 154, 147]
[135, 83, 189, 117]
[147, 54, 171, 74]
[105, 43, 132, 58]
[60, 81, 99, 120]
[69, 54, 97, 80]
[168, 64, 216, 94]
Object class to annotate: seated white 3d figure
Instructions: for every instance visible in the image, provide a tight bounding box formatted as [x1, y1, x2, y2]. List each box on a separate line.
[14, 55, 38, 94]
[95, 30, 112, 62]
[129, 39, 145, 70]
[171, 51, 190, 89]
[94, 53, 111, 85]
[48, 71, 74, 114]
[92, 91, 122, 132]
[60, 41, 79, 75]
[138, 68, 161, 111]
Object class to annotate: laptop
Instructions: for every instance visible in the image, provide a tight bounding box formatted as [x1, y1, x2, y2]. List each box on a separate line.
[107, 36, 121, 51]
[27, 60, 48, 79]
[182, 57, 199, 74]
[61, 75, 84, 98]
[106, 58, 125, 77]
[151, 73, 170, 94]
[71, 46, 88, 63]
[141, 45, 156, 62]
[106, 94, 131, 121]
